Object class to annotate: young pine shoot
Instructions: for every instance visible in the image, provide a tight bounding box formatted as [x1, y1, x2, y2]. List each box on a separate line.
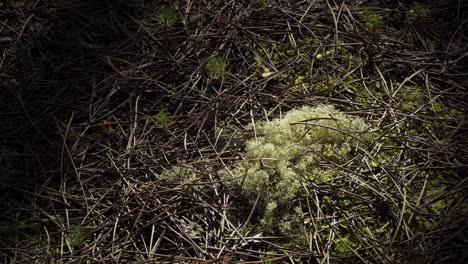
[158, 6, 178, 28]
[361, 7, 384, 30]
[205, 55, 228, 80]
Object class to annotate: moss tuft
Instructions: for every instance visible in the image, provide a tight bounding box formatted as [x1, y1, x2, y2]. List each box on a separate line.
[220, 105, 371, 235]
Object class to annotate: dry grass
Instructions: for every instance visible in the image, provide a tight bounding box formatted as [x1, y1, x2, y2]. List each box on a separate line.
[0, 0, 466, 263]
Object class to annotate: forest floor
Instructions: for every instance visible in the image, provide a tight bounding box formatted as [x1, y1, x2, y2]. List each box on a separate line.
[1, 0, 467, 263]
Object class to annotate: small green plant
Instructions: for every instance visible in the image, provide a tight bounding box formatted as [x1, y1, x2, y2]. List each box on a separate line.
[205, 55, 228, 80]
[150, 110, 172, 129]
[66, 128, 80, 142]
[256, 0, 270, 8]
[158, 6, 178, 28]
[412, 3, 429, 19]
[262, 258, 275, 264]
[69, 225, 87, 247]
[361, 7, 384, 30]
[334, 235, 357, 254]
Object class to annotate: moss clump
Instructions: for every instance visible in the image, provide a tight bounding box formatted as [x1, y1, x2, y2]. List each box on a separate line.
[220, 105, 371, 235]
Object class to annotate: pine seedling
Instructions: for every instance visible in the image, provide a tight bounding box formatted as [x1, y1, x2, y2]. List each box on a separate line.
[206, 55, 228, 80]
[361, 7, 384, 30]
[158, 6, 178, 28]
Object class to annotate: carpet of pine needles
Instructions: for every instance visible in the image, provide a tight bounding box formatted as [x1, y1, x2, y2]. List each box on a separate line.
[1, 0, 467, 263]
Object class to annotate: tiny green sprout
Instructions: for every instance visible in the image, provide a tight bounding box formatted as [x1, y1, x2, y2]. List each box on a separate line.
[150, 111, 172, 129]
[262, 258, 274, 264]
[206, 55, 228, 80]
[66, 129, 79, 142]
[69, 225, 87, 247]
[334, 235, 356, 254]
[361, 7, 384, 30]
[412, 3, 429, 19]
[256, 0, 270, 8]
[158, 6, 178, 28]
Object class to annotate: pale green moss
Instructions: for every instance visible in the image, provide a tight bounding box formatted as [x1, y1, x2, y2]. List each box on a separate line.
[220, 105, 371, 235]
[401, 88, 423, 112]
[160, 165, 197, 184]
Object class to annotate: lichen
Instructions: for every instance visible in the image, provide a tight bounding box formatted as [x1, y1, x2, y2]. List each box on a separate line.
[219, 105, 371, 235]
